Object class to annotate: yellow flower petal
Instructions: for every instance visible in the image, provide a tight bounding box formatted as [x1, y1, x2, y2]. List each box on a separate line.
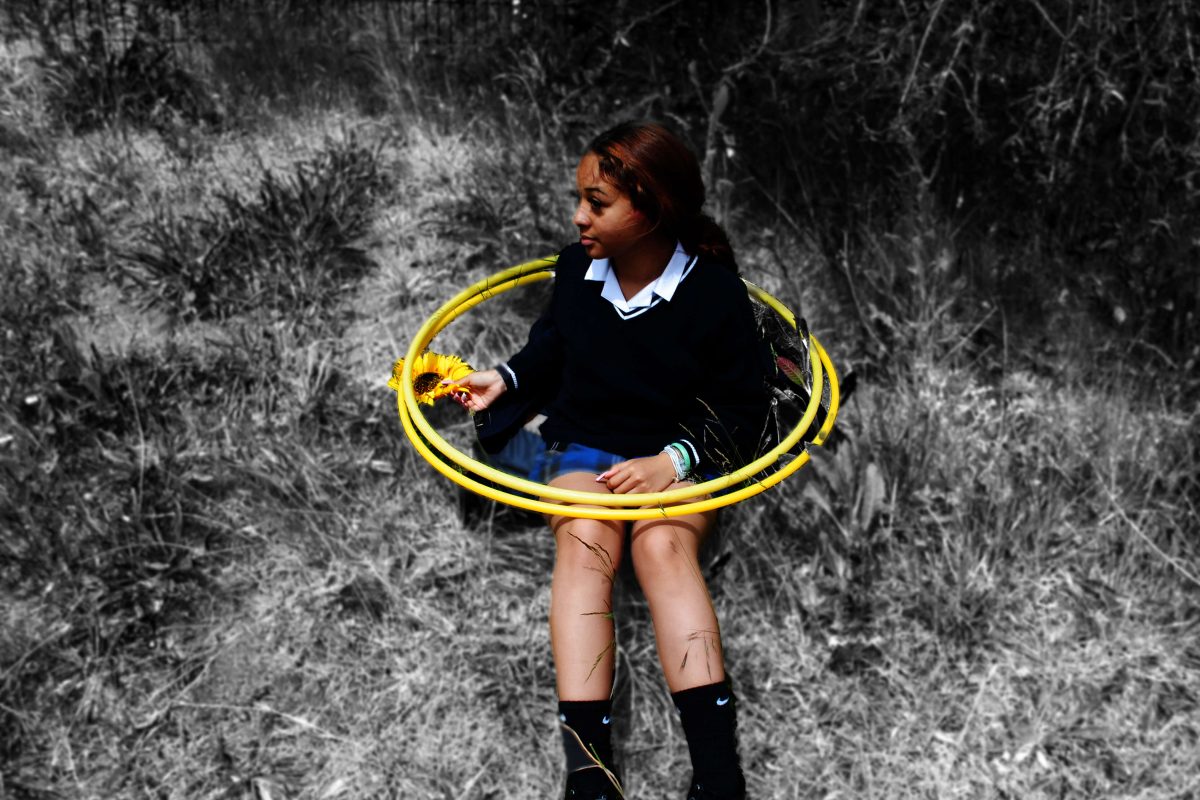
[389, 351, 474, 405]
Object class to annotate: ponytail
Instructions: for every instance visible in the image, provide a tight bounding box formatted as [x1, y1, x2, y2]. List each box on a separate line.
[681, 213, 738, 273]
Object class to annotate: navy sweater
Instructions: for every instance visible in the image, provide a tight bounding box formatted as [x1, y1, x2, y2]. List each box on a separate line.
[500, 243, 771, 473]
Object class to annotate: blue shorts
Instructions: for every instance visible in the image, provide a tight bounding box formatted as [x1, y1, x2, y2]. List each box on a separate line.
[529, 441, 729, 494]
[529, 441, 626, 484]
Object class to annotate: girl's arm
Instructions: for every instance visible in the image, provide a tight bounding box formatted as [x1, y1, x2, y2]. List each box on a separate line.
[496, 312, 565, 399]
[459, 262, 567, 415]
[470, 290, 568, 456]
[674, 285, 771, 476]
[447, 313, 563, 414]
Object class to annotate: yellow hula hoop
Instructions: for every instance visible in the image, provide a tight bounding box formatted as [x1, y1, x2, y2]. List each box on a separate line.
[398, 255, 840, 519]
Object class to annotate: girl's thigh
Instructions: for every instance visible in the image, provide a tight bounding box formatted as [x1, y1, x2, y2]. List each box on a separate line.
[543, 472, 626, 568]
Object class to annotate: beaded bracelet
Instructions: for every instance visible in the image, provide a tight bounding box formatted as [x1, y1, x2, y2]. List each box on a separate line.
[662, 445, 687, 482]
[661, 442, 695, 482]
[670, 442, 693, 474]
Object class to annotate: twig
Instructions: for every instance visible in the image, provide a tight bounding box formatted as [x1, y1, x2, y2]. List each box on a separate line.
[746, 171, 806, 238]
[585, 637, 616, 685]
[954, 663, 999, 747]
[900, 0, 949, 107]
[569, 532, 616, 583]
[1025, 0, 1067, 39]
[588, 0, 686, 78]
[460, 758, 491, 799]
[0, 597, 88, 682]
[937, 307, 996, 366]
[838, 234, 889, 356]
[168, 702, 354, 743]
[1103, 486, 1200, 589]
[561, 724, 625, 798]
[721, 0, 775, 77]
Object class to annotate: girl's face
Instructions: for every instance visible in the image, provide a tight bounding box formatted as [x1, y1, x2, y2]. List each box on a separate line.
[573, 152, 655, 262]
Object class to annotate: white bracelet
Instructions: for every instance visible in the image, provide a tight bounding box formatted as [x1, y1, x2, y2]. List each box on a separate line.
[662, 446, 686, 482]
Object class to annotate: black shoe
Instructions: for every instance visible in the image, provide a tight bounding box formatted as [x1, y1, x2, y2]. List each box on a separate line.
[685, 775, 746, 800]
[565, 764, 624, 799]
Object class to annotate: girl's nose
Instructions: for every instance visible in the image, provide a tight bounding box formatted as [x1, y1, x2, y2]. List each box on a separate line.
[573, 203, 589, 228]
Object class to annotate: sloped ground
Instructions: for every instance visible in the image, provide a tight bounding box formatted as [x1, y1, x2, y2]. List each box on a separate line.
[2, 39, 1198, 799]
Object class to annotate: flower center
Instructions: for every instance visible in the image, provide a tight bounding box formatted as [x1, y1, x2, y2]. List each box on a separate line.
[413, 372, 443, 395]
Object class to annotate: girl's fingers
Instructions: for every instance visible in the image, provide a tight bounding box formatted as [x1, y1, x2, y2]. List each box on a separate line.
[598, 470, 624, 488]
[609, 470, 637, 494]
[597, 460, 627, 482]
[595, 459, 669, 493]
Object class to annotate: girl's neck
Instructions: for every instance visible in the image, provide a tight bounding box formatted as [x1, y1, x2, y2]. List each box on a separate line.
[610, 234, 676, 282]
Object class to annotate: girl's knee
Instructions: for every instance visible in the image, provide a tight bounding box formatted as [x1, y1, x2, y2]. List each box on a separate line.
[630, 523, 700, 586]
[553, 517, 624, 575]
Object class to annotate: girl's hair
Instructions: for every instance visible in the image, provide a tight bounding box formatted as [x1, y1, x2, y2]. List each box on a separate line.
[586, 121, 737, 271]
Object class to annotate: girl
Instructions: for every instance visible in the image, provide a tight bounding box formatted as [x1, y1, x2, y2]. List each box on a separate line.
[452, 122, 769, 800]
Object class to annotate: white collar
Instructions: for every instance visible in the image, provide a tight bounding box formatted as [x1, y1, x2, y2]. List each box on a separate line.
[583, 242, 695, 314]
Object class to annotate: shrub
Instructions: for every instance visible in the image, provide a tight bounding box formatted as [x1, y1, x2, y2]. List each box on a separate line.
[731, 0, 1200, 355]
[34, 20, 220, 133]
[124, 137, 387, 321]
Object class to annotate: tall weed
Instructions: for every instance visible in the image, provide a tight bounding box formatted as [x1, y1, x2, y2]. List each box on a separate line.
[34, 23, 219, 133]
[124, 136, 387, 321]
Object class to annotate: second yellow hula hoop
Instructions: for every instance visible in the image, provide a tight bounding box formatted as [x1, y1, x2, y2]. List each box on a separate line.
[398, 255, 840, 519]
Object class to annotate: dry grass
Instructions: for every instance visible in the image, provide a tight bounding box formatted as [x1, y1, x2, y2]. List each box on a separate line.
[2, 38, 1198, 800]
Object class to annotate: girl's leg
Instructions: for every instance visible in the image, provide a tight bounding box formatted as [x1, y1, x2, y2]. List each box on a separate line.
[631, 486, 745, 799]
[544, 473, 626, 797]
[545, 472, 625, 700]
[628, 494, 721, 692]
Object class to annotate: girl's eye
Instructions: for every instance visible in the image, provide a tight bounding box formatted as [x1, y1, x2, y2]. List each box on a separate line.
[588, 198, 603, 211]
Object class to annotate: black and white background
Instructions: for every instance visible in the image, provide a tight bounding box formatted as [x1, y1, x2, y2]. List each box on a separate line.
[1, 1, 1197, 797]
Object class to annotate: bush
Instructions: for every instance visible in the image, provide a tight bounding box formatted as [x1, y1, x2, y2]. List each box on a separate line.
[731, 0, 1200, 355]
[124, 137, 387, 321]
[35, 21, 220, 133]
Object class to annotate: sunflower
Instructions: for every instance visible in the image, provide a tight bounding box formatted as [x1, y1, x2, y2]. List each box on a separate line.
[389, 351, 474, 405]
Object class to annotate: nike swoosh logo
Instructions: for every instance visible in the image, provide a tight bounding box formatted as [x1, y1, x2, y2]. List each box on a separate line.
[602, 715, 611, 724]
[716, 696, 730, 706]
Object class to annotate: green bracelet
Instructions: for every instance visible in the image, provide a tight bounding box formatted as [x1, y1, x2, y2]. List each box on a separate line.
[668, 442, 692, 476]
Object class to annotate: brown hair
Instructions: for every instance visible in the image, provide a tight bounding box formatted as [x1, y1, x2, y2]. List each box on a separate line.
[586, 121, 737, 271]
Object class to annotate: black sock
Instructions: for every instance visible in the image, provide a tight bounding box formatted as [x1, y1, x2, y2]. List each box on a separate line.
[558, 698, 616, 772]
[672, 679, 746, 797]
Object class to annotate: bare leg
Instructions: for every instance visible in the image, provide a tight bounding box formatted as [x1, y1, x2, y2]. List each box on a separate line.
[630, 484, 723, 692]
[545, 473, 625, 701]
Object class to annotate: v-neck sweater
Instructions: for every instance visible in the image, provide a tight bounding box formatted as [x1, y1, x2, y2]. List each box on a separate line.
[502, 242, 772, 472]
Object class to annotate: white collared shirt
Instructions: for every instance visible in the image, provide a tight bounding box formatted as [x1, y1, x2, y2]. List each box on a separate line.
[583, 242, 698, 320]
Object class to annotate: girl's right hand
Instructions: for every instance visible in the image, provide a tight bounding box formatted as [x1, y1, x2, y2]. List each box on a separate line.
[445, 369, 507, 413]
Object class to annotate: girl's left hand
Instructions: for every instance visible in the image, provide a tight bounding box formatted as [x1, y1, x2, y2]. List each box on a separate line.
[444, 369, 506, 413]
[597, 453, 678, 494]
